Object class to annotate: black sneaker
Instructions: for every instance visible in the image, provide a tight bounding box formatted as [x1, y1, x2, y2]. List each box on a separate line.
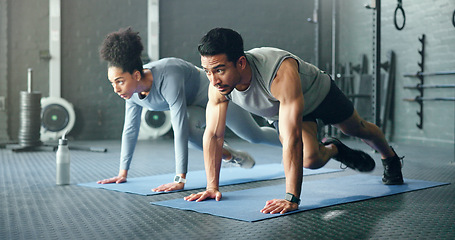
[381, 147, 404, 185]
[323, 137, 375, 172]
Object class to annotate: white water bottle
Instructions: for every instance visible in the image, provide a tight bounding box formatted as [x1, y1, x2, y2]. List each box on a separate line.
[56, 133, 70, 185]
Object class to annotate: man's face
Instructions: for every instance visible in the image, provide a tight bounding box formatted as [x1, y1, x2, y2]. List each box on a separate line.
[201, 54, 242, 95]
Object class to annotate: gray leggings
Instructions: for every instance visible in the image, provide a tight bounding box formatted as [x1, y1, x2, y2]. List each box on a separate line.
[186, 103, 281, 150]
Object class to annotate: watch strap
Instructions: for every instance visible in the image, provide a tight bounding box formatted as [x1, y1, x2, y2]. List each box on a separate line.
[174, 175, 187, 183]
[285, 192, 300, 205]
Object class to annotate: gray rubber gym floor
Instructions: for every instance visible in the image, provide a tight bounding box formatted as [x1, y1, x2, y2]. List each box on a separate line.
[1, 136, 454, 240]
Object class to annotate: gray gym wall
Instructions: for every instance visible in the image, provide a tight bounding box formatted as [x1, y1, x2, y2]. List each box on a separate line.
[338, 0, 455, 147]
[0, 0, 7, 141]
[60, 0, 147, 140]
[1, 0, 454, 148]
[160, 0, 316, 66]
[2, 0, 317, 141]
[2, 0, 51, 142]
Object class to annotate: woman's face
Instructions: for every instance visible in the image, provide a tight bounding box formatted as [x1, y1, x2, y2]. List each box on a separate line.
[107, 66, 140, 99]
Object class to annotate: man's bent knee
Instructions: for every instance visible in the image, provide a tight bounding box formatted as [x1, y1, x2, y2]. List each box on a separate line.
[303, 154, 324, 169]
[344, 121, 379, 140]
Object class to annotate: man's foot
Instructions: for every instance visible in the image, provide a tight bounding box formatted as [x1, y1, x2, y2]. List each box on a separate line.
[381, 147, 404, 185]
[223, 143, 255, 168]
[323, 137, 375, 172]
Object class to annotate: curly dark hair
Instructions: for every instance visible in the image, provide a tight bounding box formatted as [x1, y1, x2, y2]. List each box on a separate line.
[99, 27, 144, 75]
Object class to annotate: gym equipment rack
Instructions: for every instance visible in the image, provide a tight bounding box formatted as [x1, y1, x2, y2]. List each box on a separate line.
[403, 34, 455, 129]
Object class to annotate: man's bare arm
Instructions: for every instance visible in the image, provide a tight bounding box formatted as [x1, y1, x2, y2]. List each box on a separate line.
[262, 58, 304, 214]
[185, 85, 228, 202]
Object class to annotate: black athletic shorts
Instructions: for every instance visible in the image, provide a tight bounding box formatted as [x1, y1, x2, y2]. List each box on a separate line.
[272, 80, 354, 131]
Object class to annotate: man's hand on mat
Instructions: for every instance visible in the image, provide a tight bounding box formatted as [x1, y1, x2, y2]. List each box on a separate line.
[151, 182, 184, 192]
[97, 175, 127, 184]
[261, 199, 298, 214]
[184, 189, 222, 202]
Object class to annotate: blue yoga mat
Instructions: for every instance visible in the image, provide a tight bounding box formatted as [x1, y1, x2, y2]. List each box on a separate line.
[78, 164, 341, 196]
[150, 174, 449, 222]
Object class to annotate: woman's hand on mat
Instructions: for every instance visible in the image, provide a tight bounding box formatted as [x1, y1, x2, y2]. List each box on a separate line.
[184, 189, 222, 202]
[151, 182, 184, 192]
[97, 170, 128, 184]
[97, 175, 127, 184]
[261, 199, 298, 214]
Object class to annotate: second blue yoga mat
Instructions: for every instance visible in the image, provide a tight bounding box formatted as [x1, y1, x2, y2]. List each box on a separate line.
[78, 163, 341, 195]
[150, 174, 449, 222]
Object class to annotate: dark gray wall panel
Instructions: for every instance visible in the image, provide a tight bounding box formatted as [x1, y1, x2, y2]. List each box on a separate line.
[0, 0, 8, 141]
[159, 0, 316, 67]
[6, 0, 49, 140]
[61, 0, 147, 140]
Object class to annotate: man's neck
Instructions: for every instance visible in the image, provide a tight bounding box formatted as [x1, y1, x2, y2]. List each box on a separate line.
[235, 60, 252, 92]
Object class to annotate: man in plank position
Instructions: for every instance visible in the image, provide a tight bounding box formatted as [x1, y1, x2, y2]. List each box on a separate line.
[184, 28, 404, 214]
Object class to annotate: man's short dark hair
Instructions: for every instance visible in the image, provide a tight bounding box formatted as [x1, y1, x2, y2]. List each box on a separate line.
[198, 28, 245, 63]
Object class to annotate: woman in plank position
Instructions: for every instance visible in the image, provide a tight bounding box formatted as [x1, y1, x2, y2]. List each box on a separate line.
[97, 27, 281, 192]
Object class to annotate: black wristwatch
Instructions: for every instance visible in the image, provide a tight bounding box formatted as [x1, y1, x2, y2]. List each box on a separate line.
[285, 192, 301, 205]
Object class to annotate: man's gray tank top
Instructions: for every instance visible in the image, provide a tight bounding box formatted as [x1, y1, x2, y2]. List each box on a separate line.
[226, 47, 331, 121]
